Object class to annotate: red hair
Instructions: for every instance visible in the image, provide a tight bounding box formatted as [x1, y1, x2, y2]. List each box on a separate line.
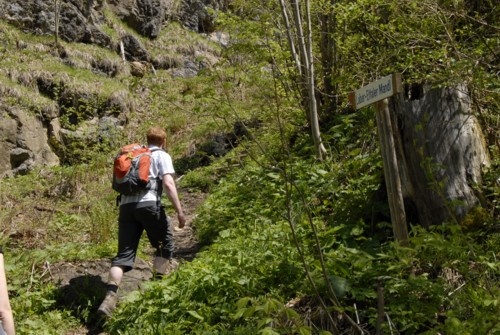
[146, 127, 166, 146]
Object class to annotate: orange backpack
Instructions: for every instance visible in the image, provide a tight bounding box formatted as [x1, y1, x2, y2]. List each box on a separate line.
[112, 143, 160, 195]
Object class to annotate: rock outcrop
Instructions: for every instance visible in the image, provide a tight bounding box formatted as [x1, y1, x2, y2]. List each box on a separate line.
[107, 0, 167, 38]
[0, 0, 220, 41]
[0, 0, 111, 46]
[0, 103, 60, 177]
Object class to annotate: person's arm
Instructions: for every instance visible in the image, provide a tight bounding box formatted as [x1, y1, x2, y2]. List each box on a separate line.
[0, 250, 15, 335]
[162, 174, 186, 228]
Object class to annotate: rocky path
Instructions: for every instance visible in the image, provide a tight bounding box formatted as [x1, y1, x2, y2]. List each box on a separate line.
[50, 190, 207, 335]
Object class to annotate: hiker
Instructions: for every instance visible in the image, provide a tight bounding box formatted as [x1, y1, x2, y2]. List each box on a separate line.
[0, 247, 15, 335]
[98, 126, 186, 317]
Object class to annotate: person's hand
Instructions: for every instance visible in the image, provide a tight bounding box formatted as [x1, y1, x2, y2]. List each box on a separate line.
[177, 212, 186, 229]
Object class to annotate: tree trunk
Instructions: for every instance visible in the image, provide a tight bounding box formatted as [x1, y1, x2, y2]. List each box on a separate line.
[304, 0, 326, 159]
[319, 2, 339, 114]
[393, 85, 490, 227]
[278, 0, 302, 77]
[288, 0, 327, 160]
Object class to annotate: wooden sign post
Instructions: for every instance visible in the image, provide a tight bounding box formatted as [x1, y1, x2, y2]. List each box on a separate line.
[349, 74, 409, 244]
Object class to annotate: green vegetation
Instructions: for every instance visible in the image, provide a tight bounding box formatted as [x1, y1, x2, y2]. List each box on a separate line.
[0, 0, 498, 334]
[106, 118, 499, 333]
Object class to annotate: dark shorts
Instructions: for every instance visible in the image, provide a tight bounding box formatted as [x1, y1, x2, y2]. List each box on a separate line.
[112, 201, 174, 272]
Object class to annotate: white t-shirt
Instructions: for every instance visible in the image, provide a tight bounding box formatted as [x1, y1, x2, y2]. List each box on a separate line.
[120, 145, 175, 205]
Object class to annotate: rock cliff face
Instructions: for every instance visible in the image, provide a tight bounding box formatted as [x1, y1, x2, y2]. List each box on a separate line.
[0, 0, 224, 177]
[0, 103, 60, 177]
[0, 0, 111, 45]
[0, 0, 221, 41]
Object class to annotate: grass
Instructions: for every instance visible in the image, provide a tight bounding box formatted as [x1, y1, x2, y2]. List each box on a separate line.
[0, 20, 129, 102]
[149, 22, 221, 60]
[0, 154, 115, 244]
[0, 157, 120, 333]
[0, 74, 58, 115]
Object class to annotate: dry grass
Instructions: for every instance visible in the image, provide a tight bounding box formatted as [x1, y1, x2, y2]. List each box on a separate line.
[108, 89, 136, 115]
[0, 74, 58, 117]
[15, 39, 50, 53]
[148, 22, 222, 66]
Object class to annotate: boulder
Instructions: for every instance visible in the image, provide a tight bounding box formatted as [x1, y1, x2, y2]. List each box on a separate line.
[130, 61, 148, 77]
[120, 33, 150, 62]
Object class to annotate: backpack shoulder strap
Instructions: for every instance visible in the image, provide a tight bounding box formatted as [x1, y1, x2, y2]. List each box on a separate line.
[148, 147, 166, 206]
[150, 147, 165, 153]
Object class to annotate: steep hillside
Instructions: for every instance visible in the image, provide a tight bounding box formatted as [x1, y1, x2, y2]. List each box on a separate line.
[0, 0, 230, 177]
[0, 1, 248, 334]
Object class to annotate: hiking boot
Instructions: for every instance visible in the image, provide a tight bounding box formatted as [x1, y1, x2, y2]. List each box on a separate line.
[97, 291, 117, 317]
[169, 258, 179, 271]
[153, 257, 179, 276]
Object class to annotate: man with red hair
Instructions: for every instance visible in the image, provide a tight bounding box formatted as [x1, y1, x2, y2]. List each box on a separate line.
[98, 126, 186, 317]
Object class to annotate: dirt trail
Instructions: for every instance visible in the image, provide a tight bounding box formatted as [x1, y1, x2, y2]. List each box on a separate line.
[51, 189, 207, 335]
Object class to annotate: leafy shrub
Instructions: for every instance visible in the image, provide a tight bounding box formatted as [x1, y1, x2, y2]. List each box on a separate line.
[178, 164, 220, 192]
[106, 223, 304, 334]
[329, 225, 500, 334]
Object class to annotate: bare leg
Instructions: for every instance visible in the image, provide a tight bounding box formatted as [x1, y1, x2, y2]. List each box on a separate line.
[0, 254, 15, 335]
[108, 265, 124, 287]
